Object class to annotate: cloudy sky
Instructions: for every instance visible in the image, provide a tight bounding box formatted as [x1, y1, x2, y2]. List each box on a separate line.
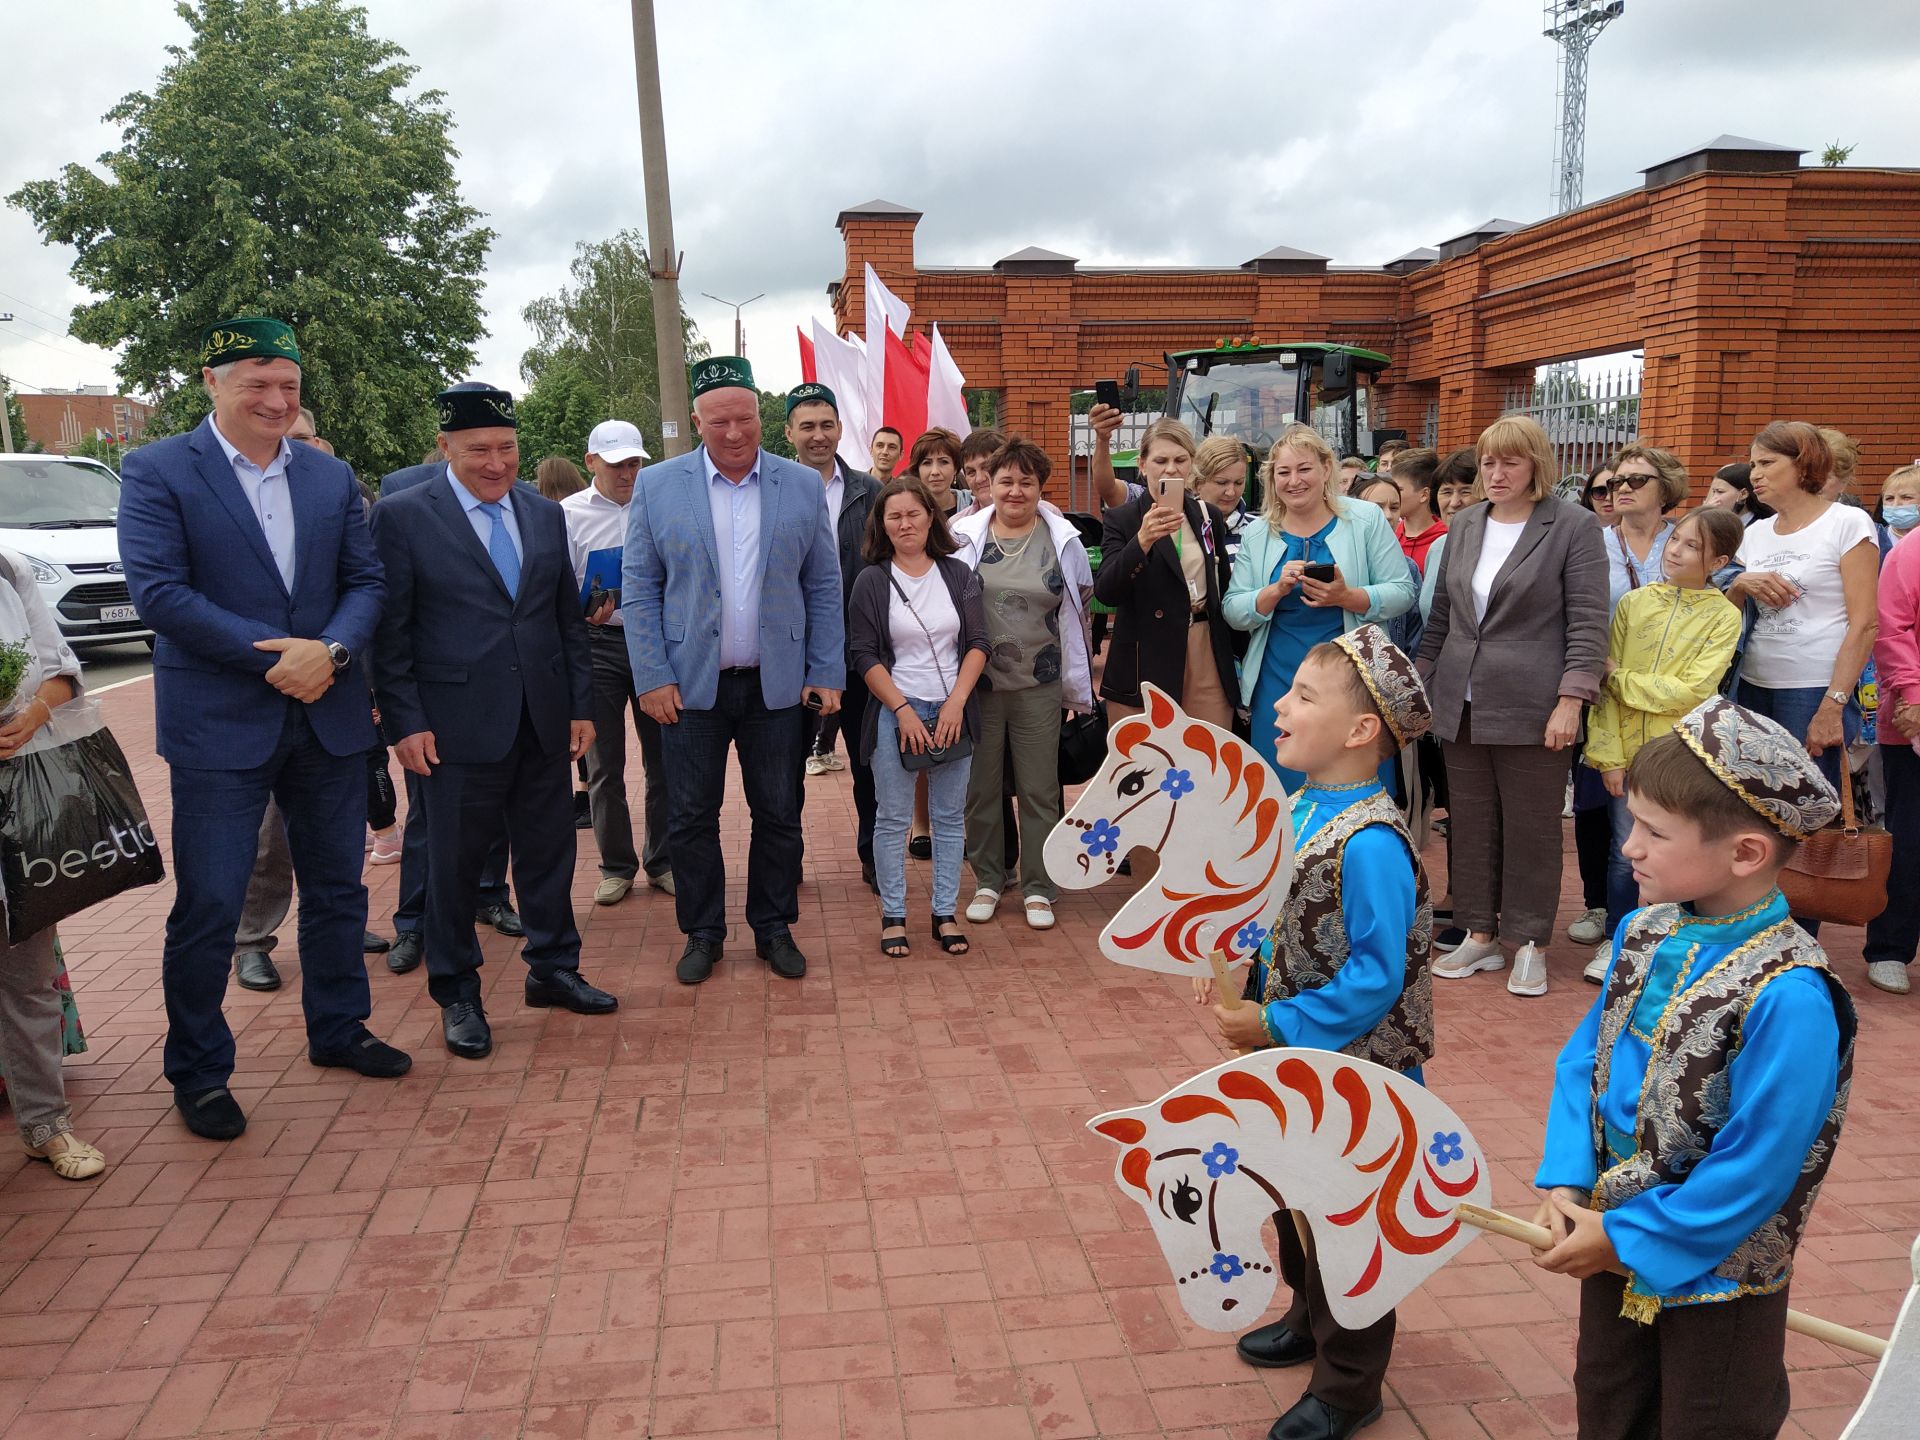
[3, 0, 1916, 406]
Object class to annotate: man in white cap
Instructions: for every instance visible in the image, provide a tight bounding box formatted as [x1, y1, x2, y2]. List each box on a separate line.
[564, 419, 673, 904]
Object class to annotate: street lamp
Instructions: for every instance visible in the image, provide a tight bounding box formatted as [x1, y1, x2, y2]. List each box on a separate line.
[700, 292, 764, 358]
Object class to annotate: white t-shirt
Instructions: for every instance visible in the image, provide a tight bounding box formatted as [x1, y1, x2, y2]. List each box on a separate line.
[1737, 504, 1877, 688]
[1464, 517, 1527, 704]
[887, 563, 961, 703]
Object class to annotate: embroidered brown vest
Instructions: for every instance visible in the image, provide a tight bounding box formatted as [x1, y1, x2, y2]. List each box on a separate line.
[1263, 789, 1433, 1073]
[1589, 904, 1855, 1321]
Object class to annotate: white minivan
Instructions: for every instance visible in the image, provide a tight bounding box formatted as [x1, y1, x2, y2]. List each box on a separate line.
[0, 453, 152, 647]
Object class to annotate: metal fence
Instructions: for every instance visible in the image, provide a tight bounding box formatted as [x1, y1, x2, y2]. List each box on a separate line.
[1064, 410, 1164, 512]
[1501, 362, 1641, 481]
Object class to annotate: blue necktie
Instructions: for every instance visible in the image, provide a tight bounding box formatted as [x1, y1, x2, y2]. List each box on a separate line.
[479, 500, 520, 599]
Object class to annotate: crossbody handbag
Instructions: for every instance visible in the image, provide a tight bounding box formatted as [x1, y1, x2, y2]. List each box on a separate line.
[1779, 760, 1891, 927]
[886, 569, 973, 772]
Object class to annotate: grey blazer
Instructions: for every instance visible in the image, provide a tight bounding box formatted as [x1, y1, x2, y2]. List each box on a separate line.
[1415, 496, 1609, 745]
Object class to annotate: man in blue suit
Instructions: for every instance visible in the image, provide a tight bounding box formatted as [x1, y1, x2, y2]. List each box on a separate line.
[119, 316, 410, 1141]
[623, 356, 845, 984]
[376, 457, 521, 974]
[371, 384, 614, 1059]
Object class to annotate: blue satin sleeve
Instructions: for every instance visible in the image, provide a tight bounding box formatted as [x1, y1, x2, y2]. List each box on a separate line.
[1534, 985, 1608, 1194]
[1599, 967, 1842, 1295]
[1263, 826, 1414, 1054]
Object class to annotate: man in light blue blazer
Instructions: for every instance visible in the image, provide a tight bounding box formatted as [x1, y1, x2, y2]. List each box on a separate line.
[622, 357, 844, 985]
[119, 317, 410, 1142]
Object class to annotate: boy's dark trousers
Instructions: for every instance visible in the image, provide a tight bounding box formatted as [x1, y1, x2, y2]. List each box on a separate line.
[1274, 1211, 1396, 1415]
[1575, 1273, 1791, 1440]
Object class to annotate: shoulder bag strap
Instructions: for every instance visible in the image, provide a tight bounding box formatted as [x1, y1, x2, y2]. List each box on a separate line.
[885, 568, 953, 699]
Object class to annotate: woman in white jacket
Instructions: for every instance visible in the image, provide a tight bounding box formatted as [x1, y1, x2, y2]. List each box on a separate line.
[948, 438, 1093, 931]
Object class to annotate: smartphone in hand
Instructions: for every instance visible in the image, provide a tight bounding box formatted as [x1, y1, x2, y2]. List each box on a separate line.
[1095, 379, 1122, 411]
[1302, 562, 1337, 583]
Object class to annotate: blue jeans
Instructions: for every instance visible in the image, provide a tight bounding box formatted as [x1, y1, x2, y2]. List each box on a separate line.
[1604, 789, 1638, 934]
[872, 700, 971, 918]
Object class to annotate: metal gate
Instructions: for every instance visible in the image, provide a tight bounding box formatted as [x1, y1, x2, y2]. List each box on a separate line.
[1502, 361, 1640, 481]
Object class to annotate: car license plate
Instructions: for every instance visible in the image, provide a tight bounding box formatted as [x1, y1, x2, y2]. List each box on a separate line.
[100, 604, 139, 623]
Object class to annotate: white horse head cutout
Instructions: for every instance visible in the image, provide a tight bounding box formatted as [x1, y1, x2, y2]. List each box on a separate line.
[1045, 683, 1295, 984]
[1090, 1049, 1491, 1332]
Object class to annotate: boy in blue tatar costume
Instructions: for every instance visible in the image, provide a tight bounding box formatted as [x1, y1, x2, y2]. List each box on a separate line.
[1531, 696, 1854, 1440]
[1202, 622, 1433, 1440]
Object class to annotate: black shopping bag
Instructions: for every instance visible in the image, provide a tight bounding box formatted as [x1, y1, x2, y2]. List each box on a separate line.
[0, 727, 164, 943]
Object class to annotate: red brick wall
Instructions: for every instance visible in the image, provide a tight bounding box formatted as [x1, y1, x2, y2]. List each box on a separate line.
[833, 165, 1920, 500]
[17, 393, 153, 455]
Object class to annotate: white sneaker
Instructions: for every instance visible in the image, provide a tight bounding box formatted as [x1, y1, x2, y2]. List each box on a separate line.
[1583, 944, 1611, 985]
[1024, 897, 1055, 931]
[804, 755, 829, 776]
[820, 752, 846, 772]
[1867, 961, 1912, 995]
[1566, 907, 1608, 946]
[1432, 936, 1504, 979]
[965, 889, 1001, 924]
[1507, 943, 1549, 997]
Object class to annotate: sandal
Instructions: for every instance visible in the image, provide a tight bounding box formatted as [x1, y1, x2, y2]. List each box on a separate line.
[932, 915, 969, 955]
[880, 916, 910, 957]
[25, 1132, 106, 1181]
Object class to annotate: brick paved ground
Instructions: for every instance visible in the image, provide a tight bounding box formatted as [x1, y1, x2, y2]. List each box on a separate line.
[4, 677, 1914, 1440]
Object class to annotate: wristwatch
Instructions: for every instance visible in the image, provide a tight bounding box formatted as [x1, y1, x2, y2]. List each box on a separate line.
[1825, 688, 1849, 707]
[325, 641, 351, 672]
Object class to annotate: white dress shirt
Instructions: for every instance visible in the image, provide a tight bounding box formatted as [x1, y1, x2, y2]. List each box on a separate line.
[705, 449, 763, 669]
[561, 481, 629, 628]
[210, 420, 296, 590]
[447, 466, 523, 561]
[823, 462, 845, 529]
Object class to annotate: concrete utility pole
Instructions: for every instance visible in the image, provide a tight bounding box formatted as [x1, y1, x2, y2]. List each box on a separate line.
[700, 293, 764, 358]
[630, 0, 691, 457]
[0, 315, 15, 452]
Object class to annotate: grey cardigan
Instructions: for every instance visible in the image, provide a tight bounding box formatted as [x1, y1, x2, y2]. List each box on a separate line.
[1415, 496, 1609, 745]
[846, 554, 991, 765]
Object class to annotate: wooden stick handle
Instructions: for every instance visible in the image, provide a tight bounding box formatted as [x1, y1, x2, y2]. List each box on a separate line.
[1209, 948, 1244, 1011]
[1452, 1204, 1888, 1360]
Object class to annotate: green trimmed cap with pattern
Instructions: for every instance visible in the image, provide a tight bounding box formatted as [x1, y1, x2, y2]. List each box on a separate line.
[785, 382, 837, 417]
[200, 316, 301, 368]
[436, 382, 518, 432]
[691, 355, 756, 399]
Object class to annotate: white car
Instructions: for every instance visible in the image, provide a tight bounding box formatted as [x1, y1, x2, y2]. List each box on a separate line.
[0, 453, 152, 648]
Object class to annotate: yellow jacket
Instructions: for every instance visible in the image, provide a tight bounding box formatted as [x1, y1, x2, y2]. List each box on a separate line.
[1585, 582, 1742, 773]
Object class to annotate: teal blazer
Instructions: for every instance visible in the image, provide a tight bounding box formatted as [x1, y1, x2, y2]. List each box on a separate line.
[1221, 497, 1417, 706]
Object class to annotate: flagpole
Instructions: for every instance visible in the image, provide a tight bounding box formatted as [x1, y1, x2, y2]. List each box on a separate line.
[629, 0, 691, 458]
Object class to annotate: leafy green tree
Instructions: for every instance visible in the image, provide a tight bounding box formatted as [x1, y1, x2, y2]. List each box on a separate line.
[65, 433, 124, 472]
[515, 357, 608, 479]
[520, 229, 707, 460]
[8, 0, 493, 477]
[757, 390, 795, 460]
[0, 380, 32, 454]
[1821, 141, 1857, 167]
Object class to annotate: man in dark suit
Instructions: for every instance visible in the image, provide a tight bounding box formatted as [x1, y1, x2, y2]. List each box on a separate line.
[119, 316, 410, 1141]
[371, 383, 614, 1058]
[377, 460, 521, 972]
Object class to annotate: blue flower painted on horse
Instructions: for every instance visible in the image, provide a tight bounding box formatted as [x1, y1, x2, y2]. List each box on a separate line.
[1428, 1131, 1465, 1166]
[1234, 919, 1268, 953]
[1208, 1252, 1244, 1283]
[1159, 768, 1195, 800]
[1202, 1143, 1239, 1178]
[1080, 818, 1122, 856]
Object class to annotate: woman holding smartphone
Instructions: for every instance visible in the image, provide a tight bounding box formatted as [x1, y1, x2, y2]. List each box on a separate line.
[1093, 419, 1236, 729]
[1223, 423, 1415, 790]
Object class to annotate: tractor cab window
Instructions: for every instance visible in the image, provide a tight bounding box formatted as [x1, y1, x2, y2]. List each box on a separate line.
[1174, 359, 1300, 452]
[1310, 368, 1375, 458]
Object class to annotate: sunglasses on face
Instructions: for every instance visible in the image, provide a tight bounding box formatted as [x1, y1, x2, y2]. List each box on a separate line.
[1612, 473, 1658, 492]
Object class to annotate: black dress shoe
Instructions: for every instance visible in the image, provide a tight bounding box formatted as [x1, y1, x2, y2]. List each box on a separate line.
[756, 932, 807, 980]
[526, 969, 619, 1014]
[362, 929, 391, 954]
[234, 951, 280, 992]
[310, 1025, 413, 1077]
[176, 1087, 247, 1141]
[476, 903, 525, 937]
[908, 835, 932, 860]
[677, 938, 721, 985]
[1237, 1320, 1317, 1369]
[387, 931, 423, 975]
[1266, 1394, 1382, 1440]
[442, 1000, 492, 1059]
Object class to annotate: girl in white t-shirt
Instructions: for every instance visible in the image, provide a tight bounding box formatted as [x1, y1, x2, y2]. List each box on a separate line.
[1729, 421, 1880, 790]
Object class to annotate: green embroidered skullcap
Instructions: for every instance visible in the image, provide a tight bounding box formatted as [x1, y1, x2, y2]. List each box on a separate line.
[436, 382, 518, 432]
[691, 355, 756, 399]
[785, 382, 837, 417]
[200, 316, 301, 368]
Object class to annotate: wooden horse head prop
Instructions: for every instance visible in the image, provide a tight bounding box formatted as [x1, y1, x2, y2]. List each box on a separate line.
[1045, 684, 1295, 984]
[1090, 1050, 1490, 1331]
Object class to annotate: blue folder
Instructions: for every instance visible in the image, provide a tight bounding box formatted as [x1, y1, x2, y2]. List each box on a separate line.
[580, 546, 622, 609]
